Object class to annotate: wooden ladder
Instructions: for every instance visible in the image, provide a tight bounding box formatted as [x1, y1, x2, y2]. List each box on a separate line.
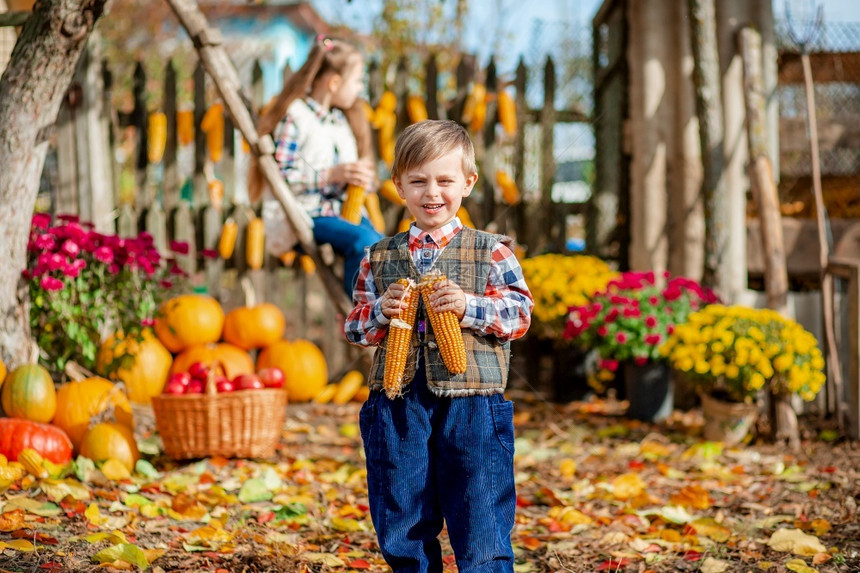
[165, 0, 353, 317]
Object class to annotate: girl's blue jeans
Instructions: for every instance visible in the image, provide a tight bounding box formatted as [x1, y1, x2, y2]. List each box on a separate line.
[359, 359, 517, 573]
[312, 215, 383, 296]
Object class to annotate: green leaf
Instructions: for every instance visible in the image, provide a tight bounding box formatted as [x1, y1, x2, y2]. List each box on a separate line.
[134, 459, 160, 478]
[92, 543, 149, 569]
[238, 478, 273, 503]
[274, 503, 308, 520]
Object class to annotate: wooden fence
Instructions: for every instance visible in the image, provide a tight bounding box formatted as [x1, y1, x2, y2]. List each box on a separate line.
[49, 39, 589, 377]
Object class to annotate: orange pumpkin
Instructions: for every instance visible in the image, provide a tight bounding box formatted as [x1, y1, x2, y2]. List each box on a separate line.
[154, 294, 224, 353]
[0, 357, 6, 390]
[1, 364, 56, 423]
[222, 279, 286, 350]
[80, 422, 140, 472]
[53, 375, 134, 451]
[170, 342, 255, 381]
[257, 339, 327, 402]
[97, 330, 172, 404]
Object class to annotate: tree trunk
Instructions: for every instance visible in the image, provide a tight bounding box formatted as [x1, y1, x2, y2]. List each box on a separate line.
[0, 0, 107, 370]
[687, 0, 729, 297]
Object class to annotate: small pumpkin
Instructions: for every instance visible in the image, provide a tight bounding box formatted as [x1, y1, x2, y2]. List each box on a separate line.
[222, 278, 285, 350]
[97, 330, 172, 404]
[80, 422, 139, 472]
[154, 294, 224, 353]
[170, 342, 255, 381]
[0, 418, 73, 464]
[0, 357, 6, 390]
[257, 339, 327, 402]
[53, 368, 134, 451]
[1, 363, 56, 423]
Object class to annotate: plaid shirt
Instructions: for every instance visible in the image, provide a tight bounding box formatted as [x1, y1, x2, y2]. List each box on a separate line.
[273, 98, 347, 217]
[344, 218, 534, 346]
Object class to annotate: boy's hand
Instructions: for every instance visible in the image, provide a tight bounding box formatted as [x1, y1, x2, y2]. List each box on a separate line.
[380, 281, 411, 320]
[427, 279, 466, 320]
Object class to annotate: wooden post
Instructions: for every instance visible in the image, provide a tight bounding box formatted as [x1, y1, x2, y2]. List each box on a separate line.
[163, 60, 180, 211]
[512, 57, 527, 247]
[532, 56, 557, 254]
[688, 0, 729, 294]
[739, 27, 788, 314]
[482, 56, 497, 231]
[425, 53, 438, 120]
[132, 61, 148, 212]
[192, 61, 207, 206]
[827, 258, 860, 438]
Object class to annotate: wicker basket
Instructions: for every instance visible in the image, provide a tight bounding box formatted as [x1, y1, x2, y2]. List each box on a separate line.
[151, 377, 287, 460]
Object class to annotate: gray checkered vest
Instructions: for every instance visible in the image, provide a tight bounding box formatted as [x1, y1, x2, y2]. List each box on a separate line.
[367, 227, 511, 397]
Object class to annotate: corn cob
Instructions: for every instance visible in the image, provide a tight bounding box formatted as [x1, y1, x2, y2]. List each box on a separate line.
[421, 276, 467, 374]
[407, 95, 429, 124]
[177, 109, 194, 146]
[147, 112, 167, 164]
[341, 185, 366, 224]
[280, 250, 297, 267]
[383, 279, 419, 399]
[299, 255, 316, 275]
[497, 90, 517, 136]
[364, 192, 386, 233]
[246, 217, 265, 270]
[201, 103, 224, 163]
[495, 170, 521, 205]
[456, 206, 475, 229]
[218, 218, 238, 259]
[397, 216, 415, 233]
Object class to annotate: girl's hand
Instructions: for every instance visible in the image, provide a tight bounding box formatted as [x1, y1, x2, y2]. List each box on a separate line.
[325, 159, 375, 188]
[428, 279, 467, 320]
[380, 281, 410, 320]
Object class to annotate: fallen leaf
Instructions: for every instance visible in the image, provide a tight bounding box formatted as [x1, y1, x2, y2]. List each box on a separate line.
[612, 473, 646, 500]
[671, 485, 712, 510]
[688, 517, 731, 542]
[785, 558, 819, 573]
[767, 528, 827, 556]
[700, 557, 730, 573]
[0, 539, 36, 551]
[91, 543, 149, 569]
[101, 459, 131, 481]
[238, 478, 273, 503]
[0, 509, 26, 531]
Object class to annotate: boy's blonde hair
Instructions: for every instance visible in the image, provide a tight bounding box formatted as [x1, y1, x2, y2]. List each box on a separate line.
[391, 120, 477, 179]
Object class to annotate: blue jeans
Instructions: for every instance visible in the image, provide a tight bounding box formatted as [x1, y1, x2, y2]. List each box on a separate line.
[359, 361, 516, 573]
[312, 216, 383, 296]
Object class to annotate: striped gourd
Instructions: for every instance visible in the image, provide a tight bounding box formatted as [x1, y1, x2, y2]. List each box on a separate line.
[341, 185, 366, 224]
[383, 279, 419, 399]
[421, 276, 467, 374]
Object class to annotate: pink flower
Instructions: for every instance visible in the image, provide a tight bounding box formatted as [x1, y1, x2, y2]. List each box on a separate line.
[605, 308, 619, 323]
[622, 307, 641, 318]
[599, 358, 620, 371]
[32, 213, 52, 229]
[648, 296, 659, 305]
[201, 249, 218, 259]
[644, 315, 658, 329]
[597, 325, 609, 337]
[615, 332, 628, 344]
[40, 276, 64, 291]
[634, 356, 649, 366]
[33, 234, 56, 251]
[61, 239, 80, 258]
[644, 333, 662, 345]
[667, 324, 675, 335]
[169, 240, 190, 255]
[141, 318, 156, 327]
[93, 246, 114, 264]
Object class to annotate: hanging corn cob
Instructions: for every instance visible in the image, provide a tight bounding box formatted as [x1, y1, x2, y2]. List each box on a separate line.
[364, 192, 386, 233]
[495, 170, 521, 205]
[147, 112, 167, 164]
[497, 90, 517, 136]
[421, 276, 467, 374]
[407, 95, 428, 124]
[218, 218, 238, 259]
[383, 279, 419, 399]
[208, 179, 224, 211]
[246, 217, 265, 270]
[177, 109, 194, 146]
[341, 184, 366, 224]
[461, 83, 487, 133]
[379, 179, 406, 206]
[374, 91, 397, 167]
[456, 206, 475, 229]
[397, 216, 415, 233]
[280, 250, 297, 267]
[300, 255, 316, 275]
[201, 103, 224, 163]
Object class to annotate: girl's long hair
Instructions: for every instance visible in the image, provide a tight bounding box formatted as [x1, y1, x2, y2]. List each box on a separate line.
[248, 36, 372, 202]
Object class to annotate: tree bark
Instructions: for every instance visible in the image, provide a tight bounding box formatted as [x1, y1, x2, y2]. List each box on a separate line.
[687, 0, 729, 297]
[0, 0, 107, 370]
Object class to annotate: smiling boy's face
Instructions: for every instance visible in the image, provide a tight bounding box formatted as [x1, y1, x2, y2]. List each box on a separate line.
[393, 148, 478, 232]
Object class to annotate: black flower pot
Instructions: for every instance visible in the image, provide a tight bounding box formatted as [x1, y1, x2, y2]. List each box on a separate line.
[623, 361, 673, 422]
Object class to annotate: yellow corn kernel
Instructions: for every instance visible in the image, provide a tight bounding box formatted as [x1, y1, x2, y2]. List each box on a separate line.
[364, 192, 386, 233]
[497, 90, 517, 136]
[147, 112, 167, 164]
[218, 218, 238, 259]
[379, 179, 406, 206]
[407, 95, 429, 124]
[383, 279, 419, 399]
[421, 276, 467, 374]
[341, 185, 366, 224]
[245, 217, 265, 270]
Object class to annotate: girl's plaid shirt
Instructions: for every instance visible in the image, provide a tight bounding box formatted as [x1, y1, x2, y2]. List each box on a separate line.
[344, 218, 534, 347]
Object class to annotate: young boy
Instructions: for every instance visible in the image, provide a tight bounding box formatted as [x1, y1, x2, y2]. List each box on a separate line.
[344, 120, 534, 573]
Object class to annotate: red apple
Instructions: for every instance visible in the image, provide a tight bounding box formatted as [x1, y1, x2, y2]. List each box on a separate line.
[216, 378, 235, 393]
[185, 379, 205, 394]
[188, 362, 209, 380]
[168, 372, 192, 388]
[233, 373, 264, 391]
[257, 367, 285, 389]
[163, 380, 186, 395]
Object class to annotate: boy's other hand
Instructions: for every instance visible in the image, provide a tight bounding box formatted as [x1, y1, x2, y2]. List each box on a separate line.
[428, 279, 466, 320]
[326, 159, 375, 189]
[381, 281, 409, 320]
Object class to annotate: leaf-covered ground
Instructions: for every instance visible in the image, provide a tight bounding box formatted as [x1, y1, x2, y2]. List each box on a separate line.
[1, 392, 858, 573]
